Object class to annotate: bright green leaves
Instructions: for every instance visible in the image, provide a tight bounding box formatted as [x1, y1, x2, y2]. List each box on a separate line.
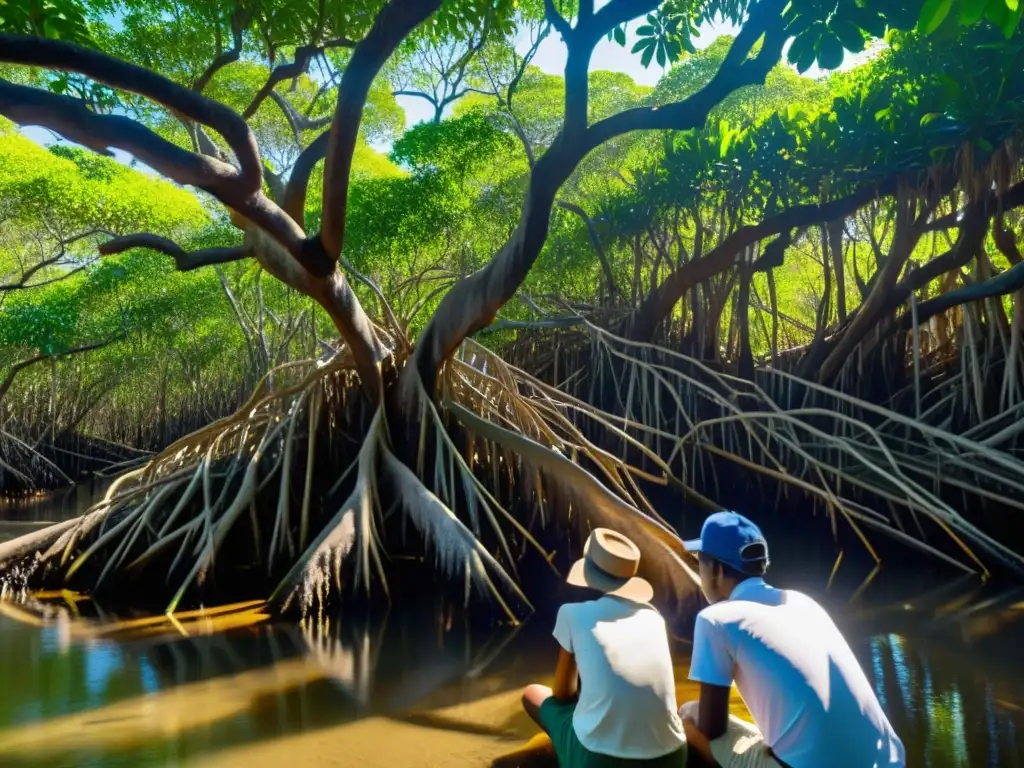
[785, 11, 875, 74]
[959, 0, 989, 24]
[0, 129, 213, 365]
[917, 0, 1021, 36]
[0, 0, 93, 45]
[631, 10, 695, 69]
[983, 0, 1024, 36]
[917, 0, 954, 33]
[391, 110, 516, 177]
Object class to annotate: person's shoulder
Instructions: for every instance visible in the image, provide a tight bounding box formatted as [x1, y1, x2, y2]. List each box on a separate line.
[557, 597, 602, 619]
[694, 602, 730, 627]
[782, 588, 829, 613]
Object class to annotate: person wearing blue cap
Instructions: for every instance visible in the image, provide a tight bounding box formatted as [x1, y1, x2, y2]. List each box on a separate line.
[678, 511, 906, 768]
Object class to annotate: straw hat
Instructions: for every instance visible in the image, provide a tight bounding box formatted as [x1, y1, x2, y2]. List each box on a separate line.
[566, 528, 653, 604]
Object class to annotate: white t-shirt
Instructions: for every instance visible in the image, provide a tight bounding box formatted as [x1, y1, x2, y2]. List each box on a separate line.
[553, 595, 686, 759]
[689, 578, 905, 768]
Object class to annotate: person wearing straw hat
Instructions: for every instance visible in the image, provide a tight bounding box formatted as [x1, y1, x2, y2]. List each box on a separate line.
[678, 511, 906, 768]
[520, 527, 688, 767]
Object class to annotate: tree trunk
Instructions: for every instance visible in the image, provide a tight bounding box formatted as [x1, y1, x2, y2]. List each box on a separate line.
[829, 219, 846, 324]
[737, 263, 754, 380]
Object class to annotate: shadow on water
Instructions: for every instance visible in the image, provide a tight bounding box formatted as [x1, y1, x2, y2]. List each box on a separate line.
[0, 493, 1022, 766]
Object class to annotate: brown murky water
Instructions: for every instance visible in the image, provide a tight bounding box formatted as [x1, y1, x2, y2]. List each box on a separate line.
[1, 489, 1023, 767]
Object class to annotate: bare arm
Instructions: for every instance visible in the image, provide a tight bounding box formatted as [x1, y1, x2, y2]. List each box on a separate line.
[682, 682, 731, 767]
[551, 647, 579, 702]
[697, 682, 730, 740]
[682, 716, 717, 767]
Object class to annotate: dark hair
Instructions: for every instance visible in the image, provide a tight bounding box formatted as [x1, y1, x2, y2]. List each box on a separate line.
[699, 543, 769, 582]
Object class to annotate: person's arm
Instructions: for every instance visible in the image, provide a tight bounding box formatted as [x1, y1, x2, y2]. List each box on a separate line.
[695, 682, 730, 740]
[552, 647, 579, 702]
[551, 605, 579, 702]
[682, 715, 717, 767]
[686, 613, 735, 756]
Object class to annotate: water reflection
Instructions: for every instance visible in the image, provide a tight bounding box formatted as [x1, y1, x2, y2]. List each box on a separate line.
[0, 596, 535, 766]
[0, 574, 1021, 767]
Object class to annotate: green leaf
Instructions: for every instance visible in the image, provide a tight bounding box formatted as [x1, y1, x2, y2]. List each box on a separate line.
[636, 24, 655, 36]
[720, 130, 734, 158]
[640, 42, 655, 68]
[631, 38, 653, 54]
[844, 6, 887, 37]
[917, 0, 953, 34]
[786, 31, 816, 73]
[1008, 0, 1020, 11]
[1002, 0, 1023, 34]
[830, 20, 867, 52]
[614, 24, 626, 46]
[656, 40, 667, 67]
[920, 112, 942, 126]
[958, 0, 988, 24]
[817, 31, 845, 69]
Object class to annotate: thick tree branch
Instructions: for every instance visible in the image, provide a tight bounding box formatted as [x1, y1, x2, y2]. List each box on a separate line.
[543, 0, 572, 41]
[402, 0, 793, 399]
[98, 234, 249, 271]
[392, 89, 441, 108]
[0, 80, 330, 274]
[994, 214, 1023, 266]
[507, 22, 550, 109]
[192, 7, 252, 93]
[0, 80, 235, 183]
[892, 180, 1024, 328]
[320, 0, 444, 261]
[904, 261, 1024, 329]
[583, 0, 787, 151]
[0, 34, 263, 194]
[242, 44, 319, 119]
[283, 130, 330, 226]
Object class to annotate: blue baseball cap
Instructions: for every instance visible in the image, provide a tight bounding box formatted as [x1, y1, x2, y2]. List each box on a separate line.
[683, 511, 769, 573]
